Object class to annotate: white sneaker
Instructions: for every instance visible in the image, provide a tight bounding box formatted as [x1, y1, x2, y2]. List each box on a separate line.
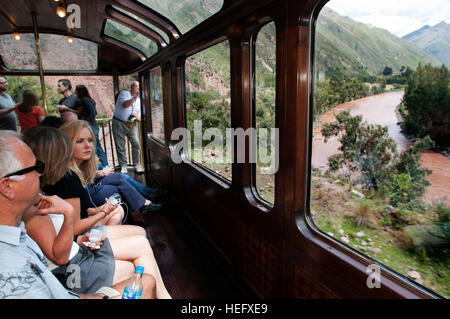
[134, 164, 144, 174]
[120, 166, 128, 174]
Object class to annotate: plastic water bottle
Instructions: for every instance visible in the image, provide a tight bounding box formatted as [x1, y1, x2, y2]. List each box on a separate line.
[122, 266, 144, 299]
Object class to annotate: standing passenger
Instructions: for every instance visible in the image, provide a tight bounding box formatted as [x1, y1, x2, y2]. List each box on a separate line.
[16, 90, 45, 132]
[0, 76, 19, 131]
[112, 81, 143, 174]
[56, 79, 79, 121]
[75, 84, 109, 167]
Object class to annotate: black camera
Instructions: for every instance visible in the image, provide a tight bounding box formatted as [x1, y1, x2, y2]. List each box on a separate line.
[128, 114, 136, 121]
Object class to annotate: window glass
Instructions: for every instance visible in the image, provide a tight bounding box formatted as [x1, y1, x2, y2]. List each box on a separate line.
[104, 19, 158, 58]
[112, 5, 170, 44]
[311, 0, 449, 298]
[137, 0, 223, 34]
[149, 67, 165, 143]
[185, 40, 231, 180]
[0, 33, 38, 70]
[40, 34, 97, 70]
[254, 22, 276, 205]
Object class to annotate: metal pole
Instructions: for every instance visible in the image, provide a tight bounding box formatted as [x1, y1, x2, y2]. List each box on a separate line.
[32, 11, 48, 116]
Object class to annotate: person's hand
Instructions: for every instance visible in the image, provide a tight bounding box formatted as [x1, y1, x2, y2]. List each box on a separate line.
[76, 232, 104, 250]
[14, 102, 22, 110]
[133, 114, 141, 121]
[38, 194, 74, 217]
[58, 105, 69, 112]
[102, 198, 118, 215]
[101, 167, 114, 176]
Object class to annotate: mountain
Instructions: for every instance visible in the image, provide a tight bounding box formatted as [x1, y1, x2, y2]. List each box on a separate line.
[402, 21, 450, 67]
[314, 7, 442, 79]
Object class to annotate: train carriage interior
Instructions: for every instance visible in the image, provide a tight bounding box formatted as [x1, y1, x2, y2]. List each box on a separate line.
[0, 0, 448, 299]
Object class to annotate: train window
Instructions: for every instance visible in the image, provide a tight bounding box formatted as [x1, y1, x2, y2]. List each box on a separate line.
[254, 22, 276, 205]
[136, 0, 224, 34]
[0, 33, 38, 70]
[310, 1, 449, 297]
[104, 19, 158, 58]
[112, 5, 170, 44]
[149, 67, 165, 143]
[184, 40, 231, 180]
[39, 34, 98, 71]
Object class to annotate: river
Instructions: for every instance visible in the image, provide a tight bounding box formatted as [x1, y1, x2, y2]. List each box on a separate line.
[312, 91, 450, 206]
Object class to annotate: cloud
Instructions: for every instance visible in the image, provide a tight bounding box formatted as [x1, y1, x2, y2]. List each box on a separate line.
[325, 0, 450, 37]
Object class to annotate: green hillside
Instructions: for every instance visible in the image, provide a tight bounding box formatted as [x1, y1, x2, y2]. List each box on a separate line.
[403, 22, 450, 67]
[314, 7, 442, 79]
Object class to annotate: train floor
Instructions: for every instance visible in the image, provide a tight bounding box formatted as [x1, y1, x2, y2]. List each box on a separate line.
[123, 168, 249, 299]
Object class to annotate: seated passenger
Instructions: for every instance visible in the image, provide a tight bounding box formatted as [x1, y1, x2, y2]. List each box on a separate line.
[62, 110, 78, 122]
[16, 90, 45, 132]
[0, 130, 156, 299]
[59, 120, 161, 219]
[22, 127, 171, 298]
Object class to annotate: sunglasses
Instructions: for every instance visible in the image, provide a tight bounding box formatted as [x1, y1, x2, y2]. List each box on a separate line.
[2, 161, 45, 178]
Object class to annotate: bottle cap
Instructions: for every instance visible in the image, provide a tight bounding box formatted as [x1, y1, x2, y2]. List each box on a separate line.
[135, 266, 144, 274]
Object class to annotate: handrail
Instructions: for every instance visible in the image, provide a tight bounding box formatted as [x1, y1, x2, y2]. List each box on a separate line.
[96, 117, 144, 170]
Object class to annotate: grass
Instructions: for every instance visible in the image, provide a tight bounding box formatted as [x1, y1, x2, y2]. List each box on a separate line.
[310, 173, 449, 298]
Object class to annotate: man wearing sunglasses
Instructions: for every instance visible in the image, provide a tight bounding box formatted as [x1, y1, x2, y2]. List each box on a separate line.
[0, 130, 156, 299]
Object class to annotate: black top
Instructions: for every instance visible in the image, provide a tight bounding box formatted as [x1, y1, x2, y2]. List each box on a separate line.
[58, 93, 79, 110]
[79, 97, 98, 128]
[42, 170, 91, 219]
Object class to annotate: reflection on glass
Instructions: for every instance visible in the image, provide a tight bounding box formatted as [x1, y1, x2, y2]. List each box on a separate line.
[137, 0, 223, 34]
[311, 1, 449, 298]
[149, 68, 165, 143]
[112, 5, 170, 44]
[255, 22, 276, 205]
[185, 40, 231, 180]
[0, 33, 38, 70]
[104, 20, 158, 58]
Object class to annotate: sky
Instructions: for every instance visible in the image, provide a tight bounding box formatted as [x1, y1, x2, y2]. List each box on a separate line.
[326, 0, 450, 37]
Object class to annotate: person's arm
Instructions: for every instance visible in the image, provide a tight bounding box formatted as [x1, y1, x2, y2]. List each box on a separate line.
[24, 195, 75, 265]
[64, 197, 107, 235]
[95, 166, 114, 178]
[0, 105, 17, 116]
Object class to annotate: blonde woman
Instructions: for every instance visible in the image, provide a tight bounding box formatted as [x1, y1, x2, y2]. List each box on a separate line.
[23, 126, 171, 298]
[59, 120, 161, 225]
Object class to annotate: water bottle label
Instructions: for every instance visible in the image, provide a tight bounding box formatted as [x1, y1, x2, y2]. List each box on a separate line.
[122, 286, 143, 299]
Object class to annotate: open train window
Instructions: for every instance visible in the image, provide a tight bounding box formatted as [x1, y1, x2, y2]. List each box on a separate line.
[253, 21, 277, 205]
[184, 39, 231, 181]
[148, 67, 165, 144]
[310, 0, 449, 298]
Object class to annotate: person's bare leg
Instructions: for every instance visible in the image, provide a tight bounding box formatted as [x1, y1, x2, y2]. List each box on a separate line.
[113, 259, 135, 284]
[106, 224, 146, 239]
[109, 235, 171, 299]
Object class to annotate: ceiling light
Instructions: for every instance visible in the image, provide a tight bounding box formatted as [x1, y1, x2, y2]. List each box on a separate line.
[67, 35, 74, 43]
[13, 32, 21, 40]
[56, 6, 66, 18]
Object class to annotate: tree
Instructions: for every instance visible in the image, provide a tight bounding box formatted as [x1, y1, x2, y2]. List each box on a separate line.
[322, 111, 433, 208]
[401, 63, 450, 148]
[382, 66, 393, 76]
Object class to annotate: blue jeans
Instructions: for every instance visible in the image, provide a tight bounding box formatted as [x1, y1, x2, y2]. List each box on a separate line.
[92, 124, 109, 167]
[87, 173, 146, 212]
[124, 175, 154, 199]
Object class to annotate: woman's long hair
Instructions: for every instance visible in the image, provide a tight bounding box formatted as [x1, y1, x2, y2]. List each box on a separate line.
[60, 120, 98, 185]
[22, 126, 73, 186]
[75, 85, 92, 100]
[18, 90, 39, 113]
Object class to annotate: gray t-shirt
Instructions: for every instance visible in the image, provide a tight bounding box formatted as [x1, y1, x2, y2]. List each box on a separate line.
[0, 93, 17, 131]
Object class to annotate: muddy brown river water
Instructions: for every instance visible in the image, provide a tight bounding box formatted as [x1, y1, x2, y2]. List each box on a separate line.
[312, 91, 449, 206]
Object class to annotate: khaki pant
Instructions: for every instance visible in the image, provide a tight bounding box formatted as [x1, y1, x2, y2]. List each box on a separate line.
[112, 118, 141, 167]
